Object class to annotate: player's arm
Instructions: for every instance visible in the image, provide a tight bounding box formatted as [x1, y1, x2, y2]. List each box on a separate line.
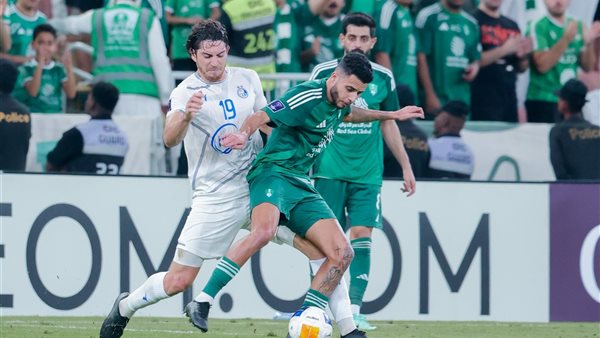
[163, 91, 203, 148]
[0, 5, 10, 53]
[344, 105, 424, 123]
[381, 120, 415, 196]
[221, 110, 271, 149]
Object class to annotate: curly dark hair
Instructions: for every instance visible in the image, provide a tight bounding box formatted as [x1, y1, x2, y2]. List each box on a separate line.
[185, 19, 229, 55]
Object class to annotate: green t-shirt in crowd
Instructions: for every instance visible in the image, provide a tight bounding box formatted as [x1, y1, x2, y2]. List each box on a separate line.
[415, 2, 481, 106]
[302, 15, 344, 72]
[166, 0, 220, 60]
[14, 60, 67, 113]
[248, 78, 351, 181]
[5, 4, 47, 57]
[309, 59, 398, 185]
[376, 0, 418, 98]
[274, 0, 316, 73]
[526, 15, 585, 103]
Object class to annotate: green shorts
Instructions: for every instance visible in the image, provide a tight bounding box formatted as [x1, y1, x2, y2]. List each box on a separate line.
[249, 169, 336, 237]
[314, 178, 382, 231]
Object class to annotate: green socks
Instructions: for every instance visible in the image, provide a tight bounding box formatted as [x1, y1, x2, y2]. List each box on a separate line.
[349, 237, 371, 307]
[302, 288, 329, 310]
[202, 257, 240, 298]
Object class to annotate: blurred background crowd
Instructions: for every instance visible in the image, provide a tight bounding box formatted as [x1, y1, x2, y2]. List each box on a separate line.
[0, 0, 598, 180]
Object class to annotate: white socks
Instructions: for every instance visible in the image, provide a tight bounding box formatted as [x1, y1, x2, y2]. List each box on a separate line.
[119, 272, 168, 318]
[194, 292, 214, 305]
[309, 258, 356, 336]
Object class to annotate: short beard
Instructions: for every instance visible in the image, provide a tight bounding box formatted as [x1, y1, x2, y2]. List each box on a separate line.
[329, 86, 340, 107]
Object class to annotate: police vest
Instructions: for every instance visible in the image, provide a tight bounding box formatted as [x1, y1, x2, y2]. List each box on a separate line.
[91, 4, 158, 98]
[428, 136, 474, 176]
[67, 119, 129, 175]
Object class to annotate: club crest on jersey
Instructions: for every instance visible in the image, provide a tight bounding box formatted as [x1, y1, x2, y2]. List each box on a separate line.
[268, 100, 285, 112]
[369, 83, 378, 95]
[237, 85, 248, 98]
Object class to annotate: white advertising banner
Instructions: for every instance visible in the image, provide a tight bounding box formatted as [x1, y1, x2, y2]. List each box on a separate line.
[462, 123, 555, 181]
[0, 174, 549, 322]
[26, 113, 162, 175]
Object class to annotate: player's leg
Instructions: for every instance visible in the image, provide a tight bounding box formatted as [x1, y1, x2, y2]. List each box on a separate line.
[346, 183, 382, 331]
[99, 253, 202, 338]
[288, 230, 365, 337]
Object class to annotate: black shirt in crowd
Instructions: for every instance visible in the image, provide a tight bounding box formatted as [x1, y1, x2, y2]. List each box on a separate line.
[549, 114, 600, 180]
[471, 9, 521, 122]
[383, 120, 430, 179]
[0, 93, 31, 171]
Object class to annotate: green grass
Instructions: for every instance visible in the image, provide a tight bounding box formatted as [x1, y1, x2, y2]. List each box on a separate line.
[0, 317, 598, 338]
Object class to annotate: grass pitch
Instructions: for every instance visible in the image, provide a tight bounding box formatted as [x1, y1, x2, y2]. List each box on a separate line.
[1, 316, 598, 337]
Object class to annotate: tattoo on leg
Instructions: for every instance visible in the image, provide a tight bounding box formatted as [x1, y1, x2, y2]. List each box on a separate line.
[317, 246, 354, 294]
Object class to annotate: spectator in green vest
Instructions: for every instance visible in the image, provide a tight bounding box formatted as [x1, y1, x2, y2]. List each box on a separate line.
[525, 0, 600, 123]
[51, 0, 173, 117]
[0, 0, 47, 64]
[13, 23, 76, 113]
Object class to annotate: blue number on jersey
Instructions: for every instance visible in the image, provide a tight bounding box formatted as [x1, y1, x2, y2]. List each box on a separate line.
[219, 99, 237, 120]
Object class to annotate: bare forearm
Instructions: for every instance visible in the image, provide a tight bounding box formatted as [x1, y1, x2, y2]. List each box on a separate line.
[26, 67, 44, 97]
[0, 23, 10, 52]
[239, 110, 270, 136]
[381, 120, 411, 170]
[345, 106, 390, 123]
[63, 66, 77, 99]
[580, 44, 597, 72]
[209, 7, 221, 20]
[480, 46, 509, 67]
[163, 110, 192, 148]
[417, 53, 436, 96]
[533, 37, 570, 73]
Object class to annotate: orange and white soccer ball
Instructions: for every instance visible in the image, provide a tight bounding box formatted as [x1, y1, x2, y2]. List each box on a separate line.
[288, 306, 333, 338]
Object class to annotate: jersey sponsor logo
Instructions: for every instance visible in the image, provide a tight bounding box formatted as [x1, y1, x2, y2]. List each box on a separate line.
[211, 123, 239, 154]
[237, 86, 249, 99]
[268, 100, 285, 112]
[450, 36, 465, 57]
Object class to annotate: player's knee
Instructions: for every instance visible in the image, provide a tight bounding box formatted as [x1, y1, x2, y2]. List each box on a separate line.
[326, 241, 354, 269]
[251, 225, 277, 248]
[165, 272, 194, 294]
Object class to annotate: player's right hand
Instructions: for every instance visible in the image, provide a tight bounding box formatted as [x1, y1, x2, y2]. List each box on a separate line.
[184, 91, 204, 122]
[392, 105, 425, 121]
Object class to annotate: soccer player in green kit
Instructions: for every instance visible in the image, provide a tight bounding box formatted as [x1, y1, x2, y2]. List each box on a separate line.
[309, 12, 414, 331]
[191, 52, 423, 337]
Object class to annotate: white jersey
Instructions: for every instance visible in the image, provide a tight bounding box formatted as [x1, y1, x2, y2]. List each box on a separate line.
[169, 67, 267, 203]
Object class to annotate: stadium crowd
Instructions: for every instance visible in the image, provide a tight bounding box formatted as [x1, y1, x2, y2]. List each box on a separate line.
[0, 0, 599, 179]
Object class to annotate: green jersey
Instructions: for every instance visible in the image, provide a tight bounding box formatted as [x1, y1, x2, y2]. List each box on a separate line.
[248, 79, 351, 182]
[376, 0, 418, 98]
[526, 16, 585, 102]
[165, 0, 219, 60]
[309, 59, 398, 185]
[14, 60, 67, 113]
[302, 16, 344, 72]
[5, 4, 47, 57]
[415, 3, 481, 106]
[274, 0, 316, 72]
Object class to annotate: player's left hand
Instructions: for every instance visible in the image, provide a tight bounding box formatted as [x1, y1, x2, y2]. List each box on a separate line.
[220, 131, 248, 149]
[401, 168, 416, 197]
[391, 105, 424, 121]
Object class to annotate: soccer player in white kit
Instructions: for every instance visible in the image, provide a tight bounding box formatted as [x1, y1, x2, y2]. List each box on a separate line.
[99, 20, 267, 338]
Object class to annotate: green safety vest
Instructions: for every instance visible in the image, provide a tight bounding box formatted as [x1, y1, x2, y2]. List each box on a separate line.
[91, 4, 158, 98]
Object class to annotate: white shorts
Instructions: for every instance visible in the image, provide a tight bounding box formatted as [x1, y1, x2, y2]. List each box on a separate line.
[175, 196, 250, 264]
